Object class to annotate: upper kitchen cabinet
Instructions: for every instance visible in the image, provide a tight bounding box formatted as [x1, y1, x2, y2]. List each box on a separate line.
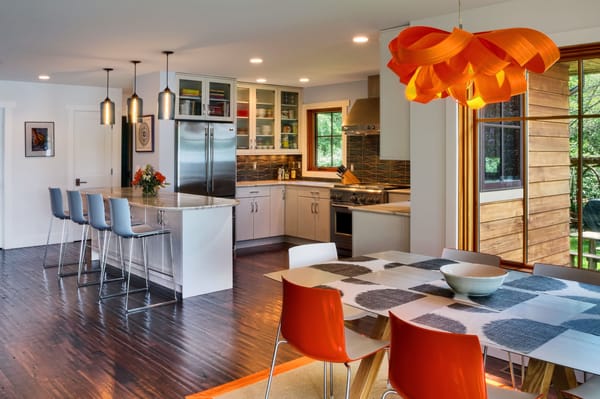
[175, 73, 235, 122]
[236, 83, 302, 154]
[379, 26, 410, 160]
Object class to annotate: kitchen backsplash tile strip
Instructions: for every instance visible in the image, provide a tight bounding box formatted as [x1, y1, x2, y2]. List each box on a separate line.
[237, 155, 302, 181]
[346, 135, 410, 185]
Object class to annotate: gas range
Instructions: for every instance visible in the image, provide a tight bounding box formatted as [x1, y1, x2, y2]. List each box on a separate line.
[330, 183, 407, 206]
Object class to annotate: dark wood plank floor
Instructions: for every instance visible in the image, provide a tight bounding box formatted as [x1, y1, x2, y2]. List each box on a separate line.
[0, 242, 547, 399]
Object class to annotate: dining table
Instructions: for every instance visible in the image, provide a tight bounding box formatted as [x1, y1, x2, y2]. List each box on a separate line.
[267, 250, 600, 399]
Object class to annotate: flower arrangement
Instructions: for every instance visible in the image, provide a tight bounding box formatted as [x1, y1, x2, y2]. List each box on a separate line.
[132, 164, 168, 196]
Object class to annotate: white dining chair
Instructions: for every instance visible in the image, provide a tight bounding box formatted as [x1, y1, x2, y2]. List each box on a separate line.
[561, 375, 600, 399]
[288, 242, 369, 320]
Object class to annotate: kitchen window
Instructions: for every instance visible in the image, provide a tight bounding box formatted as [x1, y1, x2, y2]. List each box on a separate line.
[307, 108, 343, 171]
[477, 95, 524, 191]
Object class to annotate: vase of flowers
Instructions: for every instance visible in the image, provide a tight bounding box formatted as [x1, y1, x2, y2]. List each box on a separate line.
[132, 164, 168, 197]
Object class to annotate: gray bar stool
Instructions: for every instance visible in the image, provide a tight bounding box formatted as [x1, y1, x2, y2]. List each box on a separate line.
[43, 187, 71, 270]
[86, 193, 125, 297]
[107, 197, 177, 313]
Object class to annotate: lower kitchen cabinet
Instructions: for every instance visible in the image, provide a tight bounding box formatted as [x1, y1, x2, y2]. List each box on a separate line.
[287, 186, 330, 242]
[236, 187, 270, 241]
[270, 186, 285, 236]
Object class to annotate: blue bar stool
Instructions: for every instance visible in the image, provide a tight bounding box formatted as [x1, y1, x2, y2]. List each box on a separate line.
[86, 193, 125, 297]
[43, 187, 70, 270]
[65, 190, 94, 282]
[107, 197, 177, 313]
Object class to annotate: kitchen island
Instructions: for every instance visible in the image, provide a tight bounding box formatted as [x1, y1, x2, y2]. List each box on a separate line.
[86, 187, 238, 299]
[351, 201, 410, 256]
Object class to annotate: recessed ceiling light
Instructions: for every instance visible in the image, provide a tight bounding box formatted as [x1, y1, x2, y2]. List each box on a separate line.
[299, 77, 310, 83]
[353, 35, 369, 44]
[38, 74, 50, 80]
[256, 78, 267, 83]
[250, 58, 263, 64]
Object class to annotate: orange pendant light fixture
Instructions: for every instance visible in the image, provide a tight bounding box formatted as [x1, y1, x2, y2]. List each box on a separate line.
[387, 25, 560, 109]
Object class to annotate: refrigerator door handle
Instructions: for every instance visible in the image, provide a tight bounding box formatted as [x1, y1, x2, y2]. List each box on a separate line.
[205, 126, 211, 193]
[210, 126, 215, 193]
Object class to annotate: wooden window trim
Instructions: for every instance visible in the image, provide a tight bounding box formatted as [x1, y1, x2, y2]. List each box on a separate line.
[306, 107, 342, 172]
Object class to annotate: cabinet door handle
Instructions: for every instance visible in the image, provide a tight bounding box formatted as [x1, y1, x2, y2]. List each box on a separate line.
[315, 202, 319, 214]
[255, 200, 259, 213]
[250, 201, 254, 213]
[311, 203, 315, 214]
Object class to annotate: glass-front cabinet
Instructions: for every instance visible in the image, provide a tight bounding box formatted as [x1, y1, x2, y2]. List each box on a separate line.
[175, 74, 235, 122]
[280, 90, 299, 150]
[236, 83, 302, 154]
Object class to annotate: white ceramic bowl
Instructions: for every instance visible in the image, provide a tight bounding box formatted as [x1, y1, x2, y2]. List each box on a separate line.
[440, 263, 507, 296]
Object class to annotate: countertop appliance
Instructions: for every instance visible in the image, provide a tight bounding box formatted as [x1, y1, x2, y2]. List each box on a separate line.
[175, 120, 236, 197]
[330, 183, 408, 256]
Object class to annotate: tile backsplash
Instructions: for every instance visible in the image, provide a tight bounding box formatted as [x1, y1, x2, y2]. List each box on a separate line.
[346, 135, 410, 185]
[236, 135, 409, 185]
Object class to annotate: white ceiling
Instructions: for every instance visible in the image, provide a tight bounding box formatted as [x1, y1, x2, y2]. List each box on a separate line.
[0, 0, 509, 91]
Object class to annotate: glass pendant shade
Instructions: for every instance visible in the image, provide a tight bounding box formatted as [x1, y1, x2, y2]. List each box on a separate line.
[158, 50, 175, 120]
[127, 60, 143, 124]
[100, 68, 115, 125]
[127, 94, 143, 124]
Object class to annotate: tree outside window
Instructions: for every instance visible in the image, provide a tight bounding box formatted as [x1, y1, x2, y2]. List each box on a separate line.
[308, 108, 343, 170]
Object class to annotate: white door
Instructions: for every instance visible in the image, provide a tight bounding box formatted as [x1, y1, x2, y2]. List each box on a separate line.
[72, 109, 113, 189]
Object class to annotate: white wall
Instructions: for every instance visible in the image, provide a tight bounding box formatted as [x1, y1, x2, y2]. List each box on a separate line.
[303, 80, 367, 107]
[404, 0, 600, 256]
[0, 81, 122, 248]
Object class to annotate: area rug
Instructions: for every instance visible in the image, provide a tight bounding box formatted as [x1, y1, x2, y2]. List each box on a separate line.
[186, 356, 511, 399]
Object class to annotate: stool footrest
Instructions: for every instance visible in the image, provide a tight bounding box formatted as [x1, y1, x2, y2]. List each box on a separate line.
[127, 299, 178, 314]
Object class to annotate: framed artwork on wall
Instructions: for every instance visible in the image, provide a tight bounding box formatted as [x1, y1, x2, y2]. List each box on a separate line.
[25, 121, 55, 157]
[135, 114, 154, 152]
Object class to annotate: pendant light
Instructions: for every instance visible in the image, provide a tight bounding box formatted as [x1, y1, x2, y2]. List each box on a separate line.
[100, 68, 115, 126]
[127, 60, 143, 124]
[158, 50, 175, 120]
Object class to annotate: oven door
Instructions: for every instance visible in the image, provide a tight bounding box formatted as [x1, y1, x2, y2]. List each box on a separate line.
[330, 203, 353, 257]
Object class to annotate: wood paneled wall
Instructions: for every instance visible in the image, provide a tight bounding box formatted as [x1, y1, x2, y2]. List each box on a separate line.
[479, 64, 571, 265]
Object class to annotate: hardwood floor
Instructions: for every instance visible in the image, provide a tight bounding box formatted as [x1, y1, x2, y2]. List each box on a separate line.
[0, 242, 551, 398]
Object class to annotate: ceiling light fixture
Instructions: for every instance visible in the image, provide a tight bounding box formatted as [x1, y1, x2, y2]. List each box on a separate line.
[387, 2, 559, 109]
[250, 57, 263, 64]
[158, 51, 175, 120]
[299, 77, 310, 83]
[353, 36, 369, 44]
[38, 74, 50, 80]
[100, 68, 115, 126]
[127, 60, 143, 124]
[256, 78, 267, 83]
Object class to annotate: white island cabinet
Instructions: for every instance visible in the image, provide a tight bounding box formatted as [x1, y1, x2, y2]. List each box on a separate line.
[352, 201, 410, 256]
[86, 187, 238, 299]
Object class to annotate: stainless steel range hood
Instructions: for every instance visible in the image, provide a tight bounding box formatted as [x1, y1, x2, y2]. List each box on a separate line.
[342, 75, 380, 135]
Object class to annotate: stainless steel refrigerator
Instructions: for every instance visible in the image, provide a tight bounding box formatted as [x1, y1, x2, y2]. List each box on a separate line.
[175, 121, 236, 197]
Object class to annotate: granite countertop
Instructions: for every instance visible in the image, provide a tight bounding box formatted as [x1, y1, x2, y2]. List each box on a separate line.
[388, 188, 411, 194]
[350, 201, 411, 215]
[85, 187, 239, 210]
[237, 180, 336, 188]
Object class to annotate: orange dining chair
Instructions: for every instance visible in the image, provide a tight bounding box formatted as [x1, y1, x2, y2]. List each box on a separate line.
[264, 277, 388, 399]
[381, 312, 541, 399]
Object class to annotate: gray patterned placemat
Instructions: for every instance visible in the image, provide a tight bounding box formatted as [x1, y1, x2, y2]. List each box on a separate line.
[341, 256, 377, 262]
[383, 262, 408, 269]
[468, 288, 537, 311]
[411, 313, 467, 334]
[309, 263, 372, 277]
[355, 288, 425, 310]
[341, 277, 377, 285]
[562, 318, 600, 336]
[407, 258, 458, 270]
[483, 318, 567, 353]
[409, 283, 455, 298]
[504, 275, 567, 291]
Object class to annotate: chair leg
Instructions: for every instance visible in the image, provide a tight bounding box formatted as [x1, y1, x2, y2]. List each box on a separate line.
[329, 362, 334, 399]
[507, 352, 517, 389]
[43, 217, 54, 269]
[265, 323, 286, 399]
[56, 218, 68, 278]
[323, 362, 327, 399]
[343, 363, 352, 399]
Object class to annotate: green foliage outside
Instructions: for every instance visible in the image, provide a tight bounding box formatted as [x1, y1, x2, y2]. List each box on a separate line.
[315, 111, 343, 168]
[570, 71, 600, 214]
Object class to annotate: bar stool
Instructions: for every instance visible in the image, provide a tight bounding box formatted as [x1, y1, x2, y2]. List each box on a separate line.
[43, 187, 70, 270]
[86, 193, 125, 297]
[107, 197, 177, 313]
[65, 190, 94, 282]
